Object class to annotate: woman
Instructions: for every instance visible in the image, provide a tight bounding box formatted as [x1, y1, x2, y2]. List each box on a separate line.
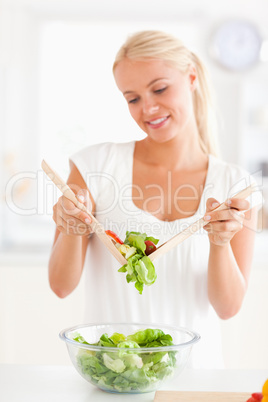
[49, 30, 260, 368]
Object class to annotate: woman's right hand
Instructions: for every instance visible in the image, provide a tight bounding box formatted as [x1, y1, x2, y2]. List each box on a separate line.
[52, 189, 93, 237]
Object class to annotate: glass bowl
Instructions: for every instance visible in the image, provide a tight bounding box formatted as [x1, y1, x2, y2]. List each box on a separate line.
[59, 322, 200, 394]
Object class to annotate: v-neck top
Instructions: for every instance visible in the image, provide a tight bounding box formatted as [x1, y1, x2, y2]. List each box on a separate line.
[70, 141, 261, 369]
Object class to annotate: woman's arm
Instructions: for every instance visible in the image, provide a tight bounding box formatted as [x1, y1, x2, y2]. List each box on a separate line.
[48, 162, 95, 298]
[205, 199, 259, 319]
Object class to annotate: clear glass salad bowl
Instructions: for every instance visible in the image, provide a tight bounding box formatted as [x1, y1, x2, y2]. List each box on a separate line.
[59, 322, 200, 394]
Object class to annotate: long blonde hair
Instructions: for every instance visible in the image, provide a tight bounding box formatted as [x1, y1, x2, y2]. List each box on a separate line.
[113, 30, 219, 156]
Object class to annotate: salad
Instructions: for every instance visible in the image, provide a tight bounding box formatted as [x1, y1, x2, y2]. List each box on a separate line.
[72, 328, 177, 393]
[106, 230, 159, 294]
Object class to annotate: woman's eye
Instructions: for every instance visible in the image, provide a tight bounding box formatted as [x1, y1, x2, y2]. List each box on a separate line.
[154, 87, 167, 94]
[128, 97, 139, 104]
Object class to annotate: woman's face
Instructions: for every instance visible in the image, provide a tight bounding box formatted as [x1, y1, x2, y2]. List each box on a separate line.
[114, 58, 197, 144]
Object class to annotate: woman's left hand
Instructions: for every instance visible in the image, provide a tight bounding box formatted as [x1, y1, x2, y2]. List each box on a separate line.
[204, 197, 250, 246]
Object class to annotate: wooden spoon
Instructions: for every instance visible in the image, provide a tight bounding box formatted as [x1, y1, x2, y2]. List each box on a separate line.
[41, 160, 127, 265]
[149, 184, 256, 262]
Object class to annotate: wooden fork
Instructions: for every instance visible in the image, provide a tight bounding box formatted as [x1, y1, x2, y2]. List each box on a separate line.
[41, 160, 127, 265]
[149, 184, 256, 262]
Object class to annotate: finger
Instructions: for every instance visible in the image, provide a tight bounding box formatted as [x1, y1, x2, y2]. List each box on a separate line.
[57, 204, 94, 232]
[59, 210, 91, 228]
[76, 189, 93, 222]
[60, 196, 92, 224]
[77, 189, 92, 208]
[205, 198, 221, 213]
[225, 198, 250, 211]
[57, 216, 93, 236]
[53, 199, 93, 234]
[60, 196, 78, 214]
[204, 220, 243, 234]
[204, 209, 245, 223]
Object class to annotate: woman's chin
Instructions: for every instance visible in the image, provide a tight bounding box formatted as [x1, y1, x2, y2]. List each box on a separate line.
[147, 132, 178, 144]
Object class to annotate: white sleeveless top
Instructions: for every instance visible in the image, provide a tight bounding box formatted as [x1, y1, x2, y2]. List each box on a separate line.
[70, 141, 261, 369]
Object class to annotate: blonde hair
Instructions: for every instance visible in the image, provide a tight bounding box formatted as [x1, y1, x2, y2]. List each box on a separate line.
[113, 30, 219, 156]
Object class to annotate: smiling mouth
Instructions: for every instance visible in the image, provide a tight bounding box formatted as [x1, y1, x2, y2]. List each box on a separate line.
[147, 116, 169, 127]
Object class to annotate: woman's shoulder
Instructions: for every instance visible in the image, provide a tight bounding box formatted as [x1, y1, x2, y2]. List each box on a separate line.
[207, 154, 262, 207]
[209, 154, 247, 173]
[69, 141, 135, 201]
[208, 154, 253, 183]
[70, 141, 135, 170]
[72, 141, 134, 157]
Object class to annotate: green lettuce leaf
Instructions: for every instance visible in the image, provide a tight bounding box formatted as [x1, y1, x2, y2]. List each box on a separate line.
[135, 256, 157, 285]
[118, 231, 159, 294]
[124, 231, 159, 254]
[73, 328, 177, 393]
[72, 332, 90, 345]
[126, 328, 165, 346]
[103, 353, 126, 373]
[110, 332, 126, 345]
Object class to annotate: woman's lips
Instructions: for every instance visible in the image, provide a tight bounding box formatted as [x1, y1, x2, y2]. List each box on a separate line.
[146, 116, 169, 129]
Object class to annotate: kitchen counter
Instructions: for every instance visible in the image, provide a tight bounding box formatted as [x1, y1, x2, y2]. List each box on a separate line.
[0, 365, 267, 402]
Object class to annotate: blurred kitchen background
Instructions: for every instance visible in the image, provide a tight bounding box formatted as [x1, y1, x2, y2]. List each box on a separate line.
[0, 0, 267, 369]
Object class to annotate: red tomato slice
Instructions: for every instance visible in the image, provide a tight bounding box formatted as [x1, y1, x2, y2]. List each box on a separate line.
[145, 240, 157, 255]
[246, 395, 263, 402]
[105, 230, 124, 244]
[251, 393, 263, 401]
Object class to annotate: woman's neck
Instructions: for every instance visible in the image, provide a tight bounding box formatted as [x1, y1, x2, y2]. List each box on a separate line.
[135, 134, 208, 172]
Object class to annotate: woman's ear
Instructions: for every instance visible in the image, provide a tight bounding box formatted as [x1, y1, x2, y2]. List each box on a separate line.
[188, 65, 197, 91]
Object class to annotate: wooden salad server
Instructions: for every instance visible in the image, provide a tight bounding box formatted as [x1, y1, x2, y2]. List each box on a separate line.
[154, 390, 250, 401]
[149, 184, 256, 262]
[41, 160, 127, 265]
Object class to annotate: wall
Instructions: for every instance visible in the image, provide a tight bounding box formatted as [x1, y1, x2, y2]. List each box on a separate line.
[0, 259, 84, 365]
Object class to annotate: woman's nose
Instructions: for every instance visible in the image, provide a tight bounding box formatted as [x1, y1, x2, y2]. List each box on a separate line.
[142, 100, 159, 115]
